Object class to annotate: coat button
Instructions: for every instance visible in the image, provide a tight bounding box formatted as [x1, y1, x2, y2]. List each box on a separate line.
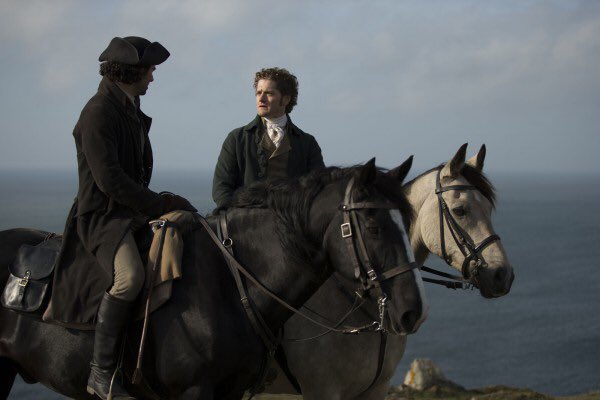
[258, 172, 264, 178]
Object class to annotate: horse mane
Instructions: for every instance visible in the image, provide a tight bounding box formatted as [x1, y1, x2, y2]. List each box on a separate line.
[232, 166, 414, 266]
[405, 164, 496, 208]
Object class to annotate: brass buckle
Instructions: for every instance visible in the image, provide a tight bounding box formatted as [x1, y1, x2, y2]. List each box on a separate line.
[340, 223, 352, 238]
[19, 271, 31, 287]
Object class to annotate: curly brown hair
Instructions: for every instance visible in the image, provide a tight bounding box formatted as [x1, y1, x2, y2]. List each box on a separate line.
[99, 61, 149, 84]
[253, 67, 299, 114]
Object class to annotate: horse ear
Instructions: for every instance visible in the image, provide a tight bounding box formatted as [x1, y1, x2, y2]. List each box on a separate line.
[466, 144, 486, 171]
[388, 155, 413, 183]
[440, 143, 468, 180]
[356, 158, 377, 185]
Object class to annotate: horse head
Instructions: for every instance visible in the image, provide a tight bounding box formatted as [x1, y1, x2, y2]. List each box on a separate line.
[307, 158, 427, 335]
[405, 144, 514, 298]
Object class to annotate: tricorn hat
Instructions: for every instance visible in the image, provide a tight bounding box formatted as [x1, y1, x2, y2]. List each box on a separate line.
[99, 36, 170, 66]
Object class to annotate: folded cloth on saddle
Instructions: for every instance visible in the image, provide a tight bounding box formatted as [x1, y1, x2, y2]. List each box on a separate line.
[135, 210, 197, 319]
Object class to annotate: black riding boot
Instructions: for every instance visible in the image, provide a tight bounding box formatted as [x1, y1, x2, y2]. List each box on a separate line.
[87, 292, 136, 400]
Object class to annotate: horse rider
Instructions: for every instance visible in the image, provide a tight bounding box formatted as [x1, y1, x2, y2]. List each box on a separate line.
[212, 67, 325, 209]
[61, 36, 196, 399]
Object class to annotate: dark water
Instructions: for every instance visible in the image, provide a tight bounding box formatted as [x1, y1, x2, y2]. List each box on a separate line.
[1, 170, 599, 398]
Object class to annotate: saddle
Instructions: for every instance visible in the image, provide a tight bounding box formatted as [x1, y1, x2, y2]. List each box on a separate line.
[1, 235, 61, 315]
[1, 211, 195, 323]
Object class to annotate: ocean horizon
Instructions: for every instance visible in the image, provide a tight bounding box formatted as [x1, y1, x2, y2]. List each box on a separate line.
[1, 168, 599, 399]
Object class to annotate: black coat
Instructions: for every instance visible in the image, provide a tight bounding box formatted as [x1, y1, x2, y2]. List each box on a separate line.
[47, 77, 165, 328]
[212, 115, 324, 208]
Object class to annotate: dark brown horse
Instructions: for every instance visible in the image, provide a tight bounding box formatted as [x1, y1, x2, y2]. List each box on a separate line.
[0, 160, 427, 399]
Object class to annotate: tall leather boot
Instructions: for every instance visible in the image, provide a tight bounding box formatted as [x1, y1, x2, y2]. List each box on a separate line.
[87, 292, 136, 400]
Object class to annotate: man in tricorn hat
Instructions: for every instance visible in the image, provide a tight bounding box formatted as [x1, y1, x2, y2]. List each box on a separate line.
[212, 67, 324, 209]
[60, 36, 196, 399]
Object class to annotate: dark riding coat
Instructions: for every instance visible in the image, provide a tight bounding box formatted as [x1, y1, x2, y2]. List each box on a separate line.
[46, 77, 165, 328]
[212, 115, 324, 208]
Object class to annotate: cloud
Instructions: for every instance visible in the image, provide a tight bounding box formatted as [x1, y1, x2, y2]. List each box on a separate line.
[1, 0, 599, 172]
[0, 1, 74, 44]
[0, 1, 108, 92]
[325, 1, 600, 117]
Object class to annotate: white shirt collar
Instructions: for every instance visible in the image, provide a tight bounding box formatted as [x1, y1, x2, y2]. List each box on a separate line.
[262, 115, 287, 148]
[263, 114, 288, 129]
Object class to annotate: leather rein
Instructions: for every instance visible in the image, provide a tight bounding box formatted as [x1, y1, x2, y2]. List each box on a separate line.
[420, 169, 501, 290]
[200, 176, 418, 343]
[197, 177, 418, 397]
[337, 176, 419, 332]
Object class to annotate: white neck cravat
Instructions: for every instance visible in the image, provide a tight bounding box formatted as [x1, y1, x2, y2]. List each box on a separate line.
[263, 114, 287, 148]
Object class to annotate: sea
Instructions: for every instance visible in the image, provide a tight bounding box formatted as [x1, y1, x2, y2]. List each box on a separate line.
[1, 169, 599, 399]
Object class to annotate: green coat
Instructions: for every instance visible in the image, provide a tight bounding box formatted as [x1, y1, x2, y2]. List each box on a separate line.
[47, 77, 165, 328]
[212, 115, 324, 208]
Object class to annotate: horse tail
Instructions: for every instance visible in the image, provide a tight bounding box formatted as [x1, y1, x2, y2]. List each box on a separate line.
[0, 358, 17, 400]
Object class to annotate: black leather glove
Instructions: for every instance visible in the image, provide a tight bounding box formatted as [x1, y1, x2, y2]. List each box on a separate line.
[161, 193, 197, 214]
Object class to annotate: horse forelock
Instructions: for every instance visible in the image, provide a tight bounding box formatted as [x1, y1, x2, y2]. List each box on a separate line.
[460, 164, 496, 208]
[374, 172, 415, 229]
[405, 164, 496, 209]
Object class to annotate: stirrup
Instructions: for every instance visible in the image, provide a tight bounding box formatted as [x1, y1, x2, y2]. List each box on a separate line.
[87, 365, 135, 400]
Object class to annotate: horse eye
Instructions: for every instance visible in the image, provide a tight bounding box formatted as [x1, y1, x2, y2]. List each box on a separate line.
[452, 206, 466, 217]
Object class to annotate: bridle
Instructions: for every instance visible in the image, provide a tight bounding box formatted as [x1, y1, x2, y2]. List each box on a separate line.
[293, 175, 420, 396]
[338, 176, 419, 331]
[422, 168, 501, 288]
[195, 175, 421, 397]
[204, 175, 418, 340]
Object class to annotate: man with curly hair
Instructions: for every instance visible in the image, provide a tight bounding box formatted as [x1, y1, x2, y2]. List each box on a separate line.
[54, 36, 196, 400]
[212, 67, 324, 208]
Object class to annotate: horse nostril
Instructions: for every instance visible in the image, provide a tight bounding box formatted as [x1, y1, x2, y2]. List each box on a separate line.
[401, 310, 418, 333]
[494, 267, 507, 285]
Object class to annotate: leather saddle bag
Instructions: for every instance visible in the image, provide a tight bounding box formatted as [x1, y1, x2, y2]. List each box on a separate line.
[1, 236, 61, 312]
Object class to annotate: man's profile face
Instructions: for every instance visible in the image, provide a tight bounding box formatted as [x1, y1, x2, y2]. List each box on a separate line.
[133, 65, 156, 96]
[255, 79, 290, 118]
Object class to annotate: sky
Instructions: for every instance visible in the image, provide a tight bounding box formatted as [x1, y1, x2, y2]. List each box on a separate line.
[0, 0, 599, 175]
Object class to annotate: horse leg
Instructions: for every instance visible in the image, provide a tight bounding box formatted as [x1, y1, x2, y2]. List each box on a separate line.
[0, 358, 17, 400]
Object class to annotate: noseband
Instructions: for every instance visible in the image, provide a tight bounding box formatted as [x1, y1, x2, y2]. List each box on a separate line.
[434, 169, 501, 282]
[337, 176, 419, 333]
